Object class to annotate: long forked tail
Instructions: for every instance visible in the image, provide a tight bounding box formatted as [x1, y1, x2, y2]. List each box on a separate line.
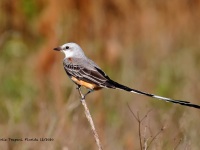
[107, 80, 200, 109]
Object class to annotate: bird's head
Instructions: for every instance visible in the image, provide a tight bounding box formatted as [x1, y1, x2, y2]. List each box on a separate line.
[53, 42, 85, 58]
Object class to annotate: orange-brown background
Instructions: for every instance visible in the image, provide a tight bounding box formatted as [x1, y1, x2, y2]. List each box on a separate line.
[0, 0, 200, 149]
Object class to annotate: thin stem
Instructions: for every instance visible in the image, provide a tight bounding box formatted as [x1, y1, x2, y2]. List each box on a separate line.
[173, 138, 182, 150]
[146, 126, 165, 150]
[127, 103, 154, 150]
[127, 104, 143, 150]
[138, 119, 142, 150]
[77, 87, 103, 150]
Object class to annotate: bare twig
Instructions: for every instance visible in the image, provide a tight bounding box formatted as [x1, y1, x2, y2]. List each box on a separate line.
[127, 103, 152, 150]
[143, 125, 150, 150]
[173, 138, 182, 150]
[184, 141, 191, 150]
[136, 111, 143, 150]
[146, 126, 165, 150]
[127, 104, 142, 150]
[127, 103, 165, 149]
[77, 87, 103, 150]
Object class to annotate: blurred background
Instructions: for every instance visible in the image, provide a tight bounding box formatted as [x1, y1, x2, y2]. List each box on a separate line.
[0, 0, 200, 149]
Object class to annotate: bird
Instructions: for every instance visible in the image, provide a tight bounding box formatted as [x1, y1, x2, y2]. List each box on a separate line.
[53, 42, 200, 109]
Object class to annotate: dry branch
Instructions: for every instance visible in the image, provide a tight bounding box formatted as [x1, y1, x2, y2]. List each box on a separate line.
[77, 87, 103, 150]
[127, 103, 165, 150]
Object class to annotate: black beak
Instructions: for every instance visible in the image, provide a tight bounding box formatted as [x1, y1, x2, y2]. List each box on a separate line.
[53, 47, 62, 51]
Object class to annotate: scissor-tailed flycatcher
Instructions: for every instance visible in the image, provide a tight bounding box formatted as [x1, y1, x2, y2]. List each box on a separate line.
[53, 42, 200, 109]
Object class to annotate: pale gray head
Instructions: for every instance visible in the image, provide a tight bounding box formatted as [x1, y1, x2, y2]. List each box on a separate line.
[53, 42, 86, 58]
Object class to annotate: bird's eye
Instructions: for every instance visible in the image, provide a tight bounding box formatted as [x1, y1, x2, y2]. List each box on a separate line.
[66, 46, 69, 49]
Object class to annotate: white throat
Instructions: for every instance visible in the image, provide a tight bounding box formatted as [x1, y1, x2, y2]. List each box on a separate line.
[62, 50, 74, 58]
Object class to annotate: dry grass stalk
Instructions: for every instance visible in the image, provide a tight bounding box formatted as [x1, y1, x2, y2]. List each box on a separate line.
[77, 87, 103, 150]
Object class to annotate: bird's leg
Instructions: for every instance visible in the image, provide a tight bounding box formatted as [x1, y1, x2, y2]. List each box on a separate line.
[76, 85, 81, 90]
[76, 85, 85, 100]
[83, 89, 94, 99]
[76, 85, 94, 100]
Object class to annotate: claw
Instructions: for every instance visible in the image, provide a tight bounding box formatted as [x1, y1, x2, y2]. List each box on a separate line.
[76, 85, 81, 89]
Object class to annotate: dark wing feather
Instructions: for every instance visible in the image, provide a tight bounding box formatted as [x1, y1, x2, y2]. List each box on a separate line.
[63, 63, 109, 87]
